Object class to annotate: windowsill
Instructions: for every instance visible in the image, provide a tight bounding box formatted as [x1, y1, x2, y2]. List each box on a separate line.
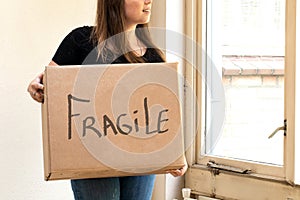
[186, 164, 300, 199]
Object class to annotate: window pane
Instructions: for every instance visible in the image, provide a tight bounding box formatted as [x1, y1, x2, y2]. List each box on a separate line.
[205, 0, 285, 165]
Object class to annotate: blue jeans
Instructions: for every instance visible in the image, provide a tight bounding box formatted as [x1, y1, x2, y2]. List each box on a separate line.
[71, 175, 156, 200]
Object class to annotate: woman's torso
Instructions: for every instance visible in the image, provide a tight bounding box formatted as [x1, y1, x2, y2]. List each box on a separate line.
[52, 26, 164, 65]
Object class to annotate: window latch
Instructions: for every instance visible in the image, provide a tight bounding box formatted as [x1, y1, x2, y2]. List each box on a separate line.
[207, 161, 251, 174]
[268, 119, 287, 139]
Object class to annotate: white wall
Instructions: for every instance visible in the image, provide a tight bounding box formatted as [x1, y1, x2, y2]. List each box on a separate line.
[165, 0, 185, 200]
[0, 0, 186, 199]
[0, 1, 96, 199]
[152, 0, 186, 199]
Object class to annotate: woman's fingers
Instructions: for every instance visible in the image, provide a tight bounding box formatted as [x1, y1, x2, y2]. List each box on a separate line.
[32, 88, 44, 102]
[28, 83, 44, 102]
[28, 72, 45, 103]
[166, 160, 188, 177]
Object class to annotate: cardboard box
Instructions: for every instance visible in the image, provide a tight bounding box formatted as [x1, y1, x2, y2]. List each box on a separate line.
[42, 62, 185, 180]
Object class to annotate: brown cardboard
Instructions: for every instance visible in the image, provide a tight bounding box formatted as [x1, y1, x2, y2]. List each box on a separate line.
[42, 62, 185, 181]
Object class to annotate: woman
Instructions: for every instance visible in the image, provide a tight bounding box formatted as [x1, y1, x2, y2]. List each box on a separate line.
[28, 0, 187, 199]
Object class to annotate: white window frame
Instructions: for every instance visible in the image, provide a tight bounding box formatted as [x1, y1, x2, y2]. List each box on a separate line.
[184, 0, 300, 198]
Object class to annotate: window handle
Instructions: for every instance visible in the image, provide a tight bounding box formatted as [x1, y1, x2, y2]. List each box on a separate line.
[268, 120, 287, 139]
[207, 161, 251, 174]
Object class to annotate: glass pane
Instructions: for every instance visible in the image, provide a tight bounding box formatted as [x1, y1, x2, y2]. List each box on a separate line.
[205, 0, 285, 165]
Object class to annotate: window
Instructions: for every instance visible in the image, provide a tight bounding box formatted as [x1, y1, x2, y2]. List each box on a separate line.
[205, 0, 285, 166]
[185, 0, 300, 198]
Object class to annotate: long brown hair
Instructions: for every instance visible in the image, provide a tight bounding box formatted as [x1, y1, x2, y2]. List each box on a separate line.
[92, 0, 166, 63]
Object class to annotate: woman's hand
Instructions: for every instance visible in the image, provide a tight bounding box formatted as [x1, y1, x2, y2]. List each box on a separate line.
[28, 61, 58, 103]
[27, 71, 44, 103]
[167, 158, 188, 177]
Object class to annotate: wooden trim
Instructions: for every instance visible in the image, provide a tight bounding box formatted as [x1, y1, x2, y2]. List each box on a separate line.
[295, 0, 300, 185]
[284, 0, 296, 184]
